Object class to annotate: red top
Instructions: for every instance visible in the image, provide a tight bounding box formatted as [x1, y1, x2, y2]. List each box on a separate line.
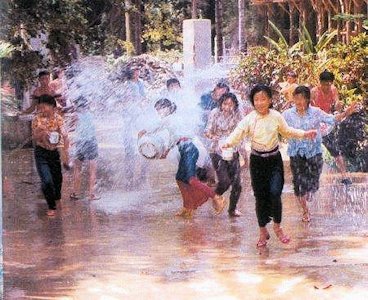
[311, 85, 338, 113]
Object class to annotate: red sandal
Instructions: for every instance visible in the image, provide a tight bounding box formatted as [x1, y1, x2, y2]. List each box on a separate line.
[274, 228, 290, 244]
[256, 233, 270, 248]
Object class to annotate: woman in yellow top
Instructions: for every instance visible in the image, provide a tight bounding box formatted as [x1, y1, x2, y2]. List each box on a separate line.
[222, 84, 316, 248]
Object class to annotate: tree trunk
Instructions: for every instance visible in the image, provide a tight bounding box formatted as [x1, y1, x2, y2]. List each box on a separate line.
[192, 0, 198, 19]
[125, 0, 133, 54]
[215, 0, 224, 62]
[133, 0, 142, 54]
[238, 0, 246, 53]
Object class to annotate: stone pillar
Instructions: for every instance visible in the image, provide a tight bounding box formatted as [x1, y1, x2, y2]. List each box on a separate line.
[183, 19, 212, 75]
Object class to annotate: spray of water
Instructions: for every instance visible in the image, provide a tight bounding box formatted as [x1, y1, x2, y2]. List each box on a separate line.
[63, 56, 230, 204]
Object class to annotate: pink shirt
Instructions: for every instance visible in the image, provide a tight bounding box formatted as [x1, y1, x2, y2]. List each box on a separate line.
[311, 85, 338, 113]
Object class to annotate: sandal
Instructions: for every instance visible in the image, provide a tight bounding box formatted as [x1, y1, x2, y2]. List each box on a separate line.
[70, 193, 81, 200]
[256, 233, 270, 248]
[274, 227, 291, 244]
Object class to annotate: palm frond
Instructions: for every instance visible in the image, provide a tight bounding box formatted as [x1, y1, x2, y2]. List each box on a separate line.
[263, 36, 285, 53]
[268, 20, 289, 49]
[315, 30, 338, 52]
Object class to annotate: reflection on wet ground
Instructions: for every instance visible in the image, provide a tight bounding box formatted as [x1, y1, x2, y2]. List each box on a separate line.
[2, 148, 368, 299]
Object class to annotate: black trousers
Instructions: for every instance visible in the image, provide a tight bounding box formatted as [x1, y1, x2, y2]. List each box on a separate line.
[250, 152, 284, 227]
[210, 152, 242, 213]
[34, 146, 62, 210]
[290, 154, 323, 197]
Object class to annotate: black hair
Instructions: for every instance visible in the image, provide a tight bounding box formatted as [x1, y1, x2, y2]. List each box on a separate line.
[319, 70, 335, 82]
[166, 78, 181, 89]
[215, 81, 230, 93]
[38, 95, 56, 107]
[293, 85, 311, 105]
[38, 70, 50, 78]
[218, 92, 239, 111]
[154, 98, 177, 115]
[126, 67, 139, 80]
[249, 84, 272, 106]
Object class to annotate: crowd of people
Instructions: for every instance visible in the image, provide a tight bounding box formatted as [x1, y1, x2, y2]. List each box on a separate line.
[18, 65, 360, 248]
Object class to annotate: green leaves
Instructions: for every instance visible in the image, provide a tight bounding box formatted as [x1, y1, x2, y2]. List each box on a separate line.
[0, 41, 15, 58]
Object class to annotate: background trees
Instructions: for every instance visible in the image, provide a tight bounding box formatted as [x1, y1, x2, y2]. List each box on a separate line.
[1, 0, 367, 88]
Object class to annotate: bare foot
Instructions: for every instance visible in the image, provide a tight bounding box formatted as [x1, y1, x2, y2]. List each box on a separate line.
[175, 208, 193, 219]
[46, 210, 56, 217]
[302, 210, 311, 222]
[212, 195, 226, 215]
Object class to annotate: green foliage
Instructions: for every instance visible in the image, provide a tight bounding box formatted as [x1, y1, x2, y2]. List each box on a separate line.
[0, 41, 15, 58]
[143, 1, 187, 52]
[332, 13, 366, 22]
[324, 33, 367, 105]
[230, 33, 368, 171]
[1, 0, 88, 87]
[264, 21, 337, 56]
[263, 21, 289, 54]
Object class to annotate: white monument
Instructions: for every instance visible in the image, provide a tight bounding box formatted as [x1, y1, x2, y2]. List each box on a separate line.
[183, 19, 212, 75]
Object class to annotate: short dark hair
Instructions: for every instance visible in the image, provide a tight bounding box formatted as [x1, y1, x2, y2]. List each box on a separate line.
[215, 81, 230, 93]
[126, 67, 139, 80]
[293, 85, 311, 105]
[38, 95, 56, 107]
[166, 78, 181, 89]
[249, 84, 272, 106]
[38, 70, 50, 78]
[218, 92, 239, 111]
[319, 70, 335, 82]
[154, 98, 177, 115]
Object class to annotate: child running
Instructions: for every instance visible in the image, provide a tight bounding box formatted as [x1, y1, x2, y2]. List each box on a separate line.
[70, 96, 100, 200]
[138, 98, 225, 218]
[32, 95, 69, 216]
[222, 84, 317, 247]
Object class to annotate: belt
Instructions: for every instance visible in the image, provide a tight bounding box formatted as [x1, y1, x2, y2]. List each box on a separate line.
[251, 146, 279, 158]
[176, 137, 190, 145]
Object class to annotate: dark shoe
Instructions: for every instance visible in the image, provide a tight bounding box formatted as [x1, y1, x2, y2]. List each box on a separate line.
[229, 209, 242, 217]
[341, 178, 352, 185]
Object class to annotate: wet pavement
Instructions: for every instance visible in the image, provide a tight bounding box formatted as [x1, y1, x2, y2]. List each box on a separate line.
[2, 147, 368, 300]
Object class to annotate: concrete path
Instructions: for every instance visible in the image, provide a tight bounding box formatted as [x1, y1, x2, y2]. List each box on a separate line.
[2, 148, 368, 299]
